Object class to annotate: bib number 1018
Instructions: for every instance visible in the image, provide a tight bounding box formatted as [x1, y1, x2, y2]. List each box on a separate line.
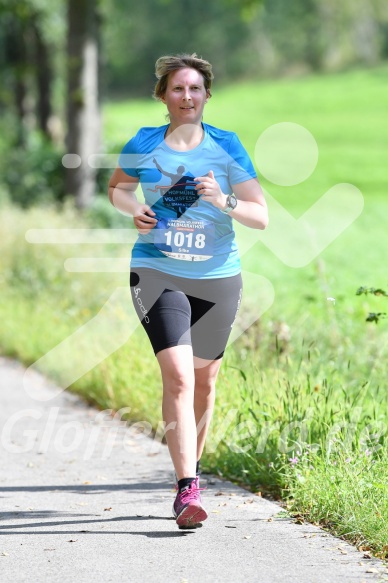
[164, 231, 206, 249]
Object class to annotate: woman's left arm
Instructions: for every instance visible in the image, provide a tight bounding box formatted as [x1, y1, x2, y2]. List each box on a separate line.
[195, 171, 269, 230]
[228, 177, 268, 229]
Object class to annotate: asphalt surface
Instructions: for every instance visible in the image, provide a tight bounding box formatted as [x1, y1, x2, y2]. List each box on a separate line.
[0, 356, 386, 583]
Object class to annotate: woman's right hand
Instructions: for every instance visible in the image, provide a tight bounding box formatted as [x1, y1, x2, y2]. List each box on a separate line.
[133, 204, 158, 234]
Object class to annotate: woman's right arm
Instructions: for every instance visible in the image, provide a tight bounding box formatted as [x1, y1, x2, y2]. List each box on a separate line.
[108, 167, 157, 234]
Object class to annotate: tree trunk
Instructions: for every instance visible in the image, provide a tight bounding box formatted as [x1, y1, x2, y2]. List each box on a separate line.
[4, 14, 28, 146]
[65, 0, 101, 209]
[31, 18, 53, 138]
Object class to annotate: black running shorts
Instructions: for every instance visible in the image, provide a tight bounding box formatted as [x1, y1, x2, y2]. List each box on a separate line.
[130, 268, 243, 360]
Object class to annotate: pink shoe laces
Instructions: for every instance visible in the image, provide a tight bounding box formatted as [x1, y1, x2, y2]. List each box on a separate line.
[179, 481, 206, 503]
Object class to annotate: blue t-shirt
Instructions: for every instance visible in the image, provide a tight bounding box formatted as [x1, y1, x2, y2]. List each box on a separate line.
[119, 122, 257, 279]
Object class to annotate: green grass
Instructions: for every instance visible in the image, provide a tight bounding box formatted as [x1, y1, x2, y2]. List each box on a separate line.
[281, 446, 388, 557]
[1, 65, 388, 559]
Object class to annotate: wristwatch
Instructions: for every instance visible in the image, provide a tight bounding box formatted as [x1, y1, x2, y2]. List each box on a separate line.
[222, 193, 238, 214]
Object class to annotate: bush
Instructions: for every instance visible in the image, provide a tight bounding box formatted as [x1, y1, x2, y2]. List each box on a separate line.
[0, 131, 65, 207]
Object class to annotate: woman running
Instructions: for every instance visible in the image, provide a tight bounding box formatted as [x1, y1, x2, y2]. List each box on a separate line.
[108, 53, 268, 529]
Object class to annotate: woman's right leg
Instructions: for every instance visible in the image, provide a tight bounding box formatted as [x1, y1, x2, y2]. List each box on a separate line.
[156, 345, 197, 481]
[130, 269, 198, 480]
[129, 268, 208, 526]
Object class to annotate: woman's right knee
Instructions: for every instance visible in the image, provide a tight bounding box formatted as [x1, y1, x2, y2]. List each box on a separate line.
[163, 374, 193, 398]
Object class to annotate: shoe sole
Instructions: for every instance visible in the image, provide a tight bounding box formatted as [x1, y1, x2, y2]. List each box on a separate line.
[178, 522, 203, 530]
[176, 502, 208, 528]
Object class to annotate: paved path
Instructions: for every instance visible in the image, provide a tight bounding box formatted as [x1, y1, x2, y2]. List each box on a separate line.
[0, 357, 386, 583]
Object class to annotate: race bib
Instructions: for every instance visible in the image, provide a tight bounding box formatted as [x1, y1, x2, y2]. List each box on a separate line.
[153, 218, 215, 261]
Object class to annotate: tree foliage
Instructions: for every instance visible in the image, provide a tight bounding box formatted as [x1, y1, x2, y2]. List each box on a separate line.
[101, 0, 388, 96]
[0, 0, 65, 140]
[356, 287, 388, 324]
[1, 0, 388, 207]
[100, 0, 259, 95]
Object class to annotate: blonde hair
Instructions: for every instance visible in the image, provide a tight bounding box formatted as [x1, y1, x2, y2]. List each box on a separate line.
[153, 53, 214, 100]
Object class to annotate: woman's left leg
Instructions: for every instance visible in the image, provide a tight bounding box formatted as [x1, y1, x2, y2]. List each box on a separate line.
[188, 273, 243, 462]
[193, 356, 223, 462]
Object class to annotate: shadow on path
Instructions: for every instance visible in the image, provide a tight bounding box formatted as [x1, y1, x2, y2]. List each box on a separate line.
[0, 480, 171, 495]
[0, 512, 194, 538]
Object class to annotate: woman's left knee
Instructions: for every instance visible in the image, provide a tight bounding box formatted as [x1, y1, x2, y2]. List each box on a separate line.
[194, 376, 216, 398]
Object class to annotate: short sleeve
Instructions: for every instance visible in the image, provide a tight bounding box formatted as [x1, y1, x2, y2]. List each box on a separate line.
[228, 133, 257, 185]
[118, 135, 140, 178]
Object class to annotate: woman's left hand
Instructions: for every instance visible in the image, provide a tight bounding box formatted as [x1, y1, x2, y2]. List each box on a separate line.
[194, 170, 227, 210]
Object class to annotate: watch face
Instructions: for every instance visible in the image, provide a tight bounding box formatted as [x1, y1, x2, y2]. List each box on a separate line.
[228, 194, 237, 209]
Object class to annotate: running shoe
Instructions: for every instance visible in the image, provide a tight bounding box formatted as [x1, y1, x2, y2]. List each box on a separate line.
[173, 478, 208, 528]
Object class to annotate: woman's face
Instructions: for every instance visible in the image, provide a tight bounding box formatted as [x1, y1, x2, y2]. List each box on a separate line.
[161, 67, 210, 127]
